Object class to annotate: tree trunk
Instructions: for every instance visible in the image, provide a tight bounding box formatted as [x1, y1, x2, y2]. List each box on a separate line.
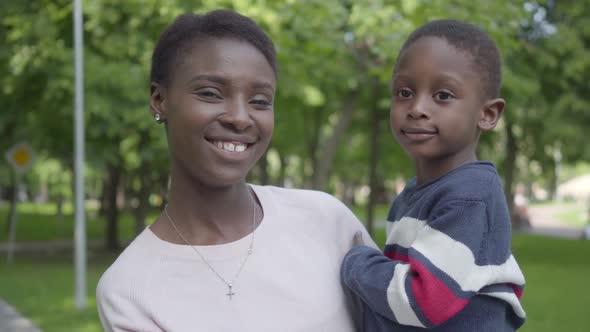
[503, 121, 519, 228]
[546, 158, 557, 200]
[5, 172, 17, 235]
[305, 107, 322, 189]
[278, 155, 287, 187]
[259, 151, 269, 185]
[366, 93, 382, 237]
[105, 163, 121, 250]
[99, 177, 108, 218]
[55, 195, 65, 224]
[134, 175, 150, 237]
[312, 90, 358, 190]
[133, 132, 152, 236]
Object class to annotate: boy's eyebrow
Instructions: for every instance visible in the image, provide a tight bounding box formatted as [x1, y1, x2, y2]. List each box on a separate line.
[434, 72, 465, 85]
[392, 72, 466, 86]
[251, 81, 275, 91]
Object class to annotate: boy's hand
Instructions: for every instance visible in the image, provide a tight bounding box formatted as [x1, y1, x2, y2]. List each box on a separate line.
[352, 231, 365, 247]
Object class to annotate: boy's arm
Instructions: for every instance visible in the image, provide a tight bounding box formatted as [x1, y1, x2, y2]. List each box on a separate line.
[341, 199, 525, 328]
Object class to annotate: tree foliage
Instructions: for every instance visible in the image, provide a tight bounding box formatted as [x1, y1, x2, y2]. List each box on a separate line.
[1, 0, 588, 241]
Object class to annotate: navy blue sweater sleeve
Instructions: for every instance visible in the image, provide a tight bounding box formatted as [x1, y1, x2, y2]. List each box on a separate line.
[341, 199, 525, 329]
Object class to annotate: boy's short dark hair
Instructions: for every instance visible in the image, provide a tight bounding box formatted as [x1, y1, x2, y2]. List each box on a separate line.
[396, 19, 501, 99]
[151, 9, 277, 86]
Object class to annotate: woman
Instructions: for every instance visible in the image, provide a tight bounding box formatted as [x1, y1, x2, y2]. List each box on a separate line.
[96, 9, 373, 332]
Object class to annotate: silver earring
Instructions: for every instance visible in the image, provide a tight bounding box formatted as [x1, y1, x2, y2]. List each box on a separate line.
[154, 113, 164, 124]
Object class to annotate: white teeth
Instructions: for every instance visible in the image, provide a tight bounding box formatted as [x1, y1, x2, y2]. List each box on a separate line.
[223, 142, 235, 152]
[213, 140, 248, 153]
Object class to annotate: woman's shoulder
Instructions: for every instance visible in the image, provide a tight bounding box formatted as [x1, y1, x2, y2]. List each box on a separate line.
[253, 184, 347, 210]
[97, 229, 160, 297]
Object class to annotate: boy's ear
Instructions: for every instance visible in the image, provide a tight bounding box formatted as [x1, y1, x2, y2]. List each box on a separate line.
[150, 82, 167, 121]
[478, 98, 505, 131]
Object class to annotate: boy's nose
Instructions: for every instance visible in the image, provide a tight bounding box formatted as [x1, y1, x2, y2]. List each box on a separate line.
[407, 97, 430, 119]
[219, 100, 253, 131]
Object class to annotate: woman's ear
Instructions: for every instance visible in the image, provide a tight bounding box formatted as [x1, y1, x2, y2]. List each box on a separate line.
[150, 82, 167, 122]
[478, 98, 505, 131]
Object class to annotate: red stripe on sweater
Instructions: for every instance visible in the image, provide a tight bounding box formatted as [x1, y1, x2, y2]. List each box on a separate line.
[511, 284, 524, 299]
[385, 251, 410, 263]
[409, 257, 469, 326]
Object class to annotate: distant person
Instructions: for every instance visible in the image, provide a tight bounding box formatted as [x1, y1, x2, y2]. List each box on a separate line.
[96, 9, 373, 332]
[341, 19, 526, 331]
[584, 197, 590, 239]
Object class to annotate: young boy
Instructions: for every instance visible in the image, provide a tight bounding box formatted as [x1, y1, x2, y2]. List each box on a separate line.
[341, 19, 526, 331]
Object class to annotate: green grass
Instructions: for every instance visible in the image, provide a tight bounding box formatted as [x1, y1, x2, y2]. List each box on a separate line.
[0, 251, 117, 332]
[1, 203, 589, 331]
[0, 202, 155, 242]
[512, 235, 590, 331]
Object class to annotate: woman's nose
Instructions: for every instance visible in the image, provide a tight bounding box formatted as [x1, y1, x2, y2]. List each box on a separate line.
[219, 99, 254, 131]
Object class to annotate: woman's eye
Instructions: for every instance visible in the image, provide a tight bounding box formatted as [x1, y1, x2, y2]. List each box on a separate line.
[435, 91, 454, 101]
[196, 89, 221, 99]
[396, 88, 413, 98]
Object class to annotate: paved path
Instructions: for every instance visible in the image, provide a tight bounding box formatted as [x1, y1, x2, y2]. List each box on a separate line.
[0, 299, 42, 332]
[526, 203, 586, 239]
[0, 239, 103, 254]
[374, 202, 587, 239]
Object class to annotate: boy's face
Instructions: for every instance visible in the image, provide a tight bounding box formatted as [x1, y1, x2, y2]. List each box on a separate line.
[390, 36, 489, 170]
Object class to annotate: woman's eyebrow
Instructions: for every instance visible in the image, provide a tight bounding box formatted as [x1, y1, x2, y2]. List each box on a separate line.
[186, 74, 229, 85]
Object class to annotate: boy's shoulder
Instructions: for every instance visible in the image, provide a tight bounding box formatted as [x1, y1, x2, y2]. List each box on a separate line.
[433, 161, 502, 201]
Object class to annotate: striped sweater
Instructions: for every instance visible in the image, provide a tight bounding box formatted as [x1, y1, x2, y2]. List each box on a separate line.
[342, 162, 526, 331]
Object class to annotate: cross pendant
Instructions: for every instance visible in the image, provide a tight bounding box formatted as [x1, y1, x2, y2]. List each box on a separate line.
[226, 284, 235, 300]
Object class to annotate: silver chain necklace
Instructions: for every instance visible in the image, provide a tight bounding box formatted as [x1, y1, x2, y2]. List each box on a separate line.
[164, 188, 256, 300]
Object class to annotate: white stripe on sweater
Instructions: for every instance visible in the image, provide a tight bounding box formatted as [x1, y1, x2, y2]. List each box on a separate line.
[387, 264, 425, 327]
[482, 292, 526, 318]
[386, 217, 526, 319]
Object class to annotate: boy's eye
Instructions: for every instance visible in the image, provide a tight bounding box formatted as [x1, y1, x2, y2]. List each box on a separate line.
[251, 99, 271, 106]
[434, 91, 454, 101]
[251, 100, 272, 111]
[396, 88, 413, 98]
[250, 94, 273, 109]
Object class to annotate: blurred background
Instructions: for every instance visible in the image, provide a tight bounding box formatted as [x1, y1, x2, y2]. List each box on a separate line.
[1, 0, 589, 331]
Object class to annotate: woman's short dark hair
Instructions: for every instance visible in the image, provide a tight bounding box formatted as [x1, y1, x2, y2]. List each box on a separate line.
[151, 9, 277, 87]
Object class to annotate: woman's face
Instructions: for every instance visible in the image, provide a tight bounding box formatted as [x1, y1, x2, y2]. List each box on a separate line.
[152, 38, 276, 188]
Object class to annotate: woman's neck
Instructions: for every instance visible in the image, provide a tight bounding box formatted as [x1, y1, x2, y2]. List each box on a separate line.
[155, 175, 258, 245]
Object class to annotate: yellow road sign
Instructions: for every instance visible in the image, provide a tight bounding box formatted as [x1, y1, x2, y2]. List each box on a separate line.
[5, 142, 34, 173]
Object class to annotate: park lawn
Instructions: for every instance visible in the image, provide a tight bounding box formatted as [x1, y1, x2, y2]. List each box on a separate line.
[0, 250, 117, 332]
[0, 202, 155, 242]
[0, 234, 589, 331]
[1, 202, 589, 331]
[511, 234, 590, 332]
